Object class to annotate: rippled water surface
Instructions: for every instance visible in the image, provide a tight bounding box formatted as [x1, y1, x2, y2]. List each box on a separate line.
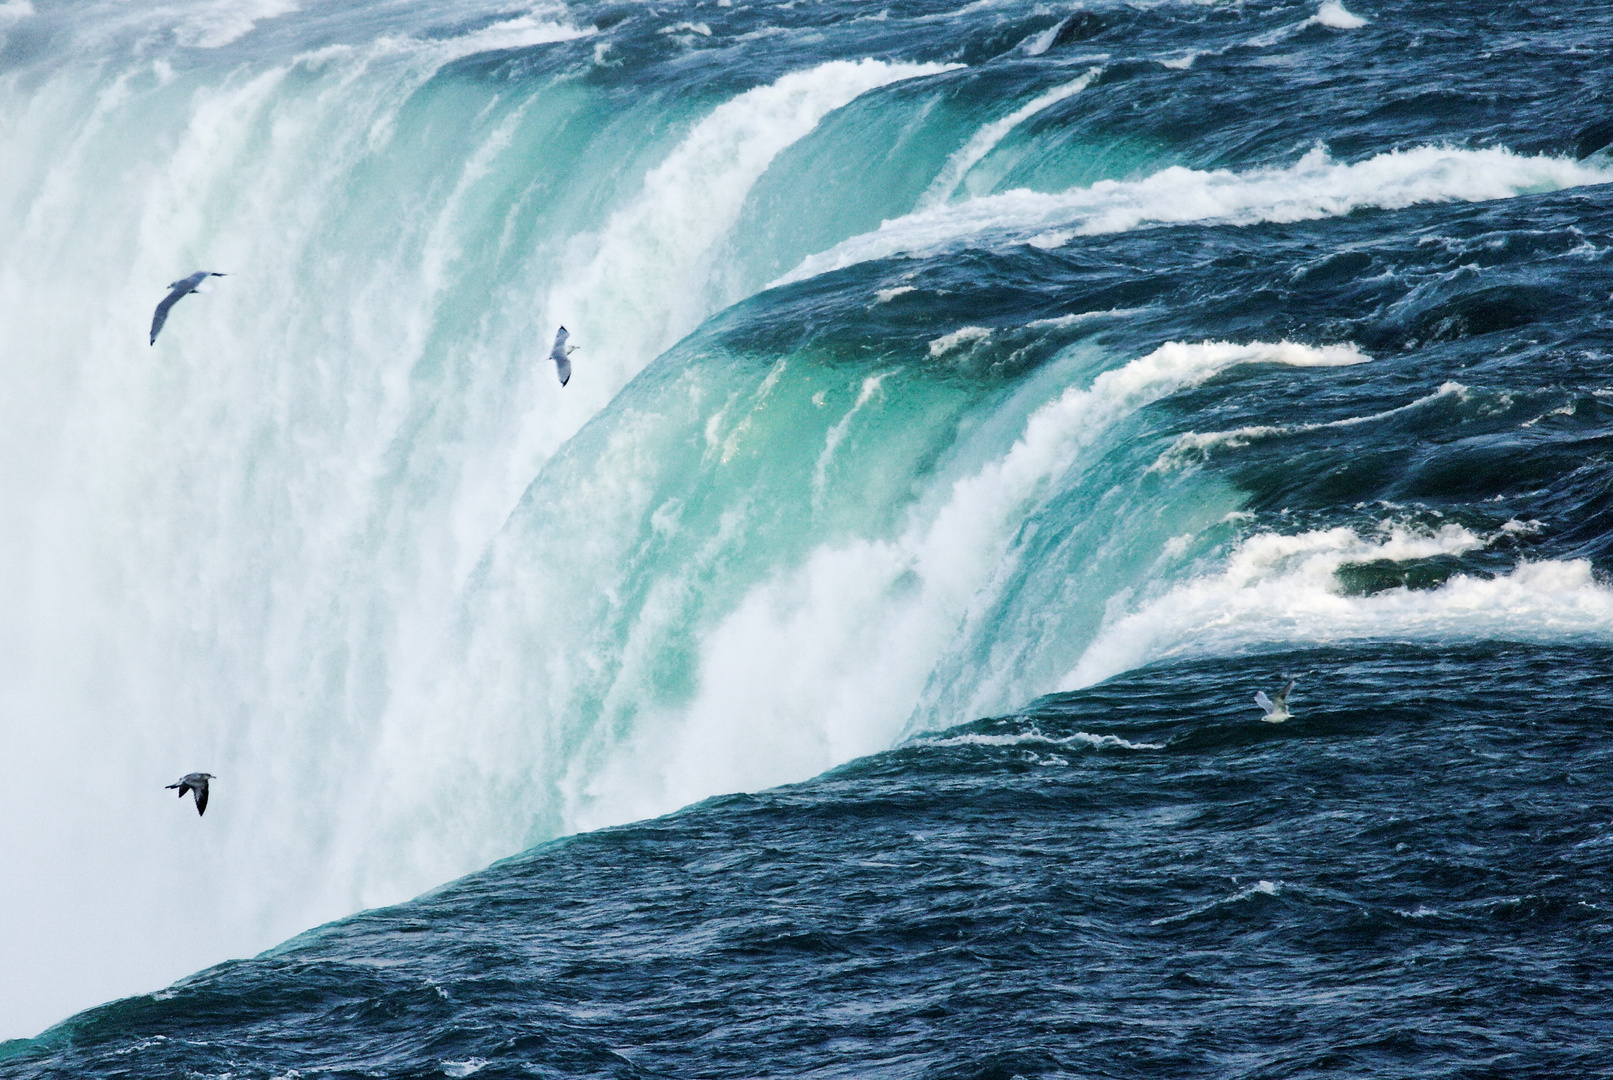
[9, 647, 1613, 1077]
[2, 0, 1612, 1071]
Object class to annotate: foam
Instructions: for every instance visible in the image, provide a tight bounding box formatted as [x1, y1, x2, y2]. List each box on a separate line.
[437, 8, 595, 56]
[0, 0, 33, 24]
[775, 146, 1613, 286]
[1148, 382, 1469, 471]
[1061, 523, 1613, 690]
[1025, 307, 1152, 329]
[911, 729, 1164, 751]
[919, 67, 1101, 208]
[170, 0, 300, 49]
[1019, 21, 1063, 57]
[1316, 2, 1368, 30]
[1151, 879, 1283, 925]
[928, 325, 991, 356]
[285, 6, 593, 67]
[814, 370, 896, 496]
[1244, 1, 1366, 49]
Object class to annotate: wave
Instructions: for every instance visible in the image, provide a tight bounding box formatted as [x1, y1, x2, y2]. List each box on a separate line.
[1147, 383, 1471, 472]
[776, 145, 1613, 285]
[918, 66, 1101, 209]
[1151, 879, 1284, 926]
[1246, 0, 1369, 48]
[909, 729, 1164, 751]
[1062, 524, 1613, 690]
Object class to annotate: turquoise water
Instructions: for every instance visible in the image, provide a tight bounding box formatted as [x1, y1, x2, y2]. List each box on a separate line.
[1, 0, 1612, 1068]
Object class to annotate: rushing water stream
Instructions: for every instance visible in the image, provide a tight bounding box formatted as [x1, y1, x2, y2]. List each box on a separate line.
[2, 0, 1611, 1072]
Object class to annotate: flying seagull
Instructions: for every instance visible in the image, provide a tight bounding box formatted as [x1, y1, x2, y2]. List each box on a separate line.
[1253, 679, 1296, 723]
[150, 271, 226, 345]
[166, 772, 215, 816]
[549, 325, 578, 386]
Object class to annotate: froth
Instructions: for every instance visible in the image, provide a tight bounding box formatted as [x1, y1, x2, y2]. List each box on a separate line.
[441, 8, 596, 55]
[1062, 523, 1613, 690]
[1316, 2, 1369, 30]
[777, 146, 1613, 285]
[169, 0, 300, 49]
[911, 730, 1164, 751]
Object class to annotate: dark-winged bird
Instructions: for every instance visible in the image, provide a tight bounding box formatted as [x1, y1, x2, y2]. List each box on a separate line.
[150, 271, 226, 345]
[549, 325, 578, 386]
[166, 772, 215, 815]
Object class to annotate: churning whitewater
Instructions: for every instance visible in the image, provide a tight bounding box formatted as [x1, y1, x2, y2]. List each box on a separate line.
[2, 0, 1613, 1074]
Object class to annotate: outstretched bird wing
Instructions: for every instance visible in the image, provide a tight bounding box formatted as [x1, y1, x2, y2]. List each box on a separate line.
[149, 285, 188, 345]
[1274, 679, 1296, 708]
[150, 272, 224, 345]
[1253, 690, 1274, 715]
[194, 781, 209, 816]
[550, 326, 573, 386]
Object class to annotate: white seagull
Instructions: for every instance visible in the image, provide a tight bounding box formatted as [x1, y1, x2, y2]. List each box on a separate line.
[1253, 679, 1296, 723]
[166, 772, 215, 816]
[549, 325, 578, 386]
[150, 271, 227, 345]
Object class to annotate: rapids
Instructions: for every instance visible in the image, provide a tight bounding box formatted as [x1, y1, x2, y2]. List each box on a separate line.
[2, 0, 1612, 1052]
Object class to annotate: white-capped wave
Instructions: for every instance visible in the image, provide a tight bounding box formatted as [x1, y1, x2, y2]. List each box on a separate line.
[1062, 522, 1613, 690]
[1152, 879, 1282, 925]
[1019, 20, 1062, 57]
[1148, 382, 1470, 472]
[439, 7, 595, 55]
[1316, 1, 1369, 30]
[920, 67, 1101, 208]
[171, 0, 299, 49]
[928, 325, 992, 356]
[287, 6, 593, 67]
[776, 146, 1613, 286]
[911, 729, 1164, 751]
[1246, 1, 1367, 48]
[1026, 306, 1153, 330]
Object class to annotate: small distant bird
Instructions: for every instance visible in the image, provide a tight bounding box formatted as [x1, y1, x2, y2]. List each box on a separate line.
[150, 271, 227, 345]
[166, 772, 215, 816]
[1254, 679, 1296, 723]
[549, 325, 578, 386]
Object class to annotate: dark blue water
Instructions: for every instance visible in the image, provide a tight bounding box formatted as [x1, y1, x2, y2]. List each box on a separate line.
[7, 646, 1613, 1078]
[4, 0, 1613, 1072]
